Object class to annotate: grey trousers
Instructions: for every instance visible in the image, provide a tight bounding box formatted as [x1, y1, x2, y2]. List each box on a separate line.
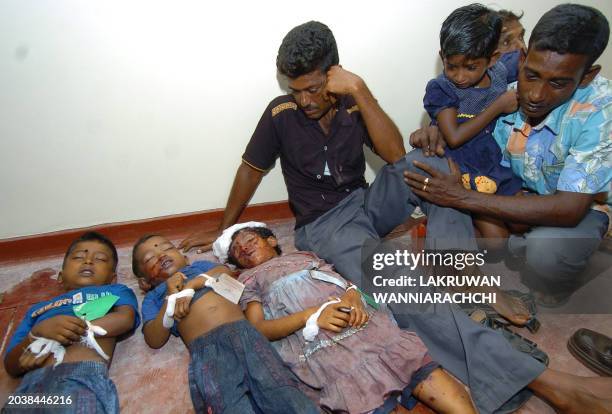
[508, 209, 608, 293]
[295, 149, 545, 413]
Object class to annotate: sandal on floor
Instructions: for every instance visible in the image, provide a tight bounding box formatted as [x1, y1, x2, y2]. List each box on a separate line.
[469, 309, 549, 414]
[458, 289, 541, 333]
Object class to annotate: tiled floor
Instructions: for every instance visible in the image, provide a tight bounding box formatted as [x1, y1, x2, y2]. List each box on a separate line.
[0, 218, 610, 413]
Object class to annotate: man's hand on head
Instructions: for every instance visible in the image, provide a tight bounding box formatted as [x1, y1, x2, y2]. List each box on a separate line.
[325, 65, 365, 97]
[179, 229, 221, 253]
[403, 158, 469, 208]
[409, 125, 446, 157]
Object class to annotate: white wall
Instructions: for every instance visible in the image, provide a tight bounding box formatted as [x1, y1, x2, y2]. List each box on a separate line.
[1, 0, 611, 238]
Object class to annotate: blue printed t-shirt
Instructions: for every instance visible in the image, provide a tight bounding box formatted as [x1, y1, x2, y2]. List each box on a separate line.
[141, 261, 217, 337]
[6, 284, 140, 355]
[493, 75, 612, 196]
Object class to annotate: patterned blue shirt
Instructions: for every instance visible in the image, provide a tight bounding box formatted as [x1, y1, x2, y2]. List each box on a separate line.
[493, 75, 612, 195]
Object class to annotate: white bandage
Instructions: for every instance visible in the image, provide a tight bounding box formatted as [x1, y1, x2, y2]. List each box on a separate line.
[212, 221, 266, 263]
[163, 289, 195, 328]
[81, 320, 109, 360]
[27, 336, 66, 367]
[303, 298, 341, 342]
[27, 320, 109, 366]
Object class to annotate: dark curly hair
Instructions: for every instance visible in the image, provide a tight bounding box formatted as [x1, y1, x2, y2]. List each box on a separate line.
[498, 9, 524, 24]
[276, 21, 339, 78]
[227, 227, 282, 268]
[529, 4, 609, 69]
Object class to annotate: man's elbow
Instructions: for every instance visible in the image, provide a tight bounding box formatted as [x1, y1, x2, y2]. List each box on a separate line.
[557, 206, 590, 227]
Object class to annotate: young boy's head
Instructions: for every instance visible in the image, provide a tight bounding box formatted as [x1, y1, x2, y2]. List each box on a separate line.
[132, 234, 189, 291]
[518, 4, 609, 124]
[227, 227, 281, 269]
[439, 3, 502, 88]
[497, 9, 526, 54]
[59, 231, 118, 290]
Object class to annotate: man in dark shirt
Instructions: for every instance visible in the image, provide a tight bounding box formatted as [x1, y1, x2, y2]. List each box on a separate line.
[180, 20, 405, 250]
[180, 20, 612, 414]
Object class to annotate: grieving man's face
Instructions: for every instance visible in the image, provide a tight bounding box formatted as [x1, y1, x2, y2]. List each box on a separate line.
[518, 48, 590, 125]
[288, 69, 334, 120]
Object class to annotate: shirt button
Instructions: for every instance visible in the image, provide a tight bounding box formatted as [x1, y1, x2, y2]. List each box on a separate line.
[345, 188, 350, 192]
[316, 174, 322, 179]
[324, 145, 327, 151]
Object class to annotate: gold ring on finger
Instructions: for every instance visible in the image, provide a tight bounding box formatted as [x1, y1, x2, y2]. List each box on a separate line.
[424, 177, 430, 185]
[422, 183, 428, 191]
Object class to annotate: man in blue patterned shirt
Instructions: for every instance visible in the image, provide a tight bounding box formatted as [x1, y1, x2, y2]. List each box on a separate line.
[407, 4, 611, 306]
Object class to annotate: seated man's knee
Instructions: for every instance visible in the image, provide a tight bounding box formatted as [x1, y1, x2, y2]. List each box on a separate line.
[402, 148, 450, 174]
[525, 235, 591, 277]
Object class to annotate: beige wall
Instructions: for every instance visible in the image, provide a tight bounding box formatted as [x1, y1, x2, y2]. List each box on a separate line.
[1, 0, 611, 238]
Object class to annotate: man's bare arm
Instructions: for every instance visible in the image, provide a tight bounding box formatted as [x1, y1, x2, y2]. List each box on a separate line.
[404, 158, 595, 227]
[180, 162, 264, 252]
[326, 66, 405, 163]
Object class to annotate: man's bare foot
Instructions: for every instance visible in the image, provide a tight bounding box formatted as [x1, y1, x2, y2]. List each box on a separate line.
[489, 287, 530, 326]
[548, 376, 612, 414]
[531, 369, 612, 414]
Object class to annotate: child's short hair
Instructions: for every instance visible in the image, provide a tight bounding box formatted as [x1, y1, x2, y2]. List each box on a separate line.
[227, 227, 282, 268]
[63, 231, 118, 271]
[131, 234, 159, 278]
[277, 21, 339, 78]
[440, 3, 502, 60]
[530, 4, 609, 69]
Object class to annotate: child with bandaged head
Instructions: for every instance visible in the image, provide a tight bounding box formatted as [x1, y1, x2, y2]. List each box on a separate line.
[3, 232, 140, 413]
[132, 232, 317, 414]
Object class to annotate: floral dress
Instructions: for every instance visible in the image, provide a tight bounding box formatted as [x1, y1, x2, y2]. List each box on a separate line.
[239, 252, 431, 413]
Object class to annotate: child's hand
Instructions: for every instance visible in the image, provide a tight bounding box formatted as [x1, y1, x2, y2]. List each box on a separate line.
[166, 272, 187, 295]
[317, 301, 350, 333]
[496, 89, 519, 114]
[340, 289, 369, 328]
[18, 349, 52, 372]
[184, 276, 206, 292]
[30, 315, 87, 345]
[173, 296, 193, 321]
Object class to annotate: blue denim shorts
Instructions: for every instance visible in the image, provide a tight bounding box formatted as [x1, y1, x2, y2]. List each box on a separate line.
[4, 360, 118, 414]
[187, 319, 318, 414]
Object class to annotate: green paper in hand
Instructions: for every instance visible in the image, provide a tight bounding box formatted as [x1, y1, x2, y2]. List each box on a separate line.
[73, 295, 119, 321]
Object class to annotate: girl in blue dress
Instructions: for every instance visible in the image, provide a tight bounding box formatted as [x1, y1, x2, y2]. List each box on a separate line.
[423, 4, 524, 239]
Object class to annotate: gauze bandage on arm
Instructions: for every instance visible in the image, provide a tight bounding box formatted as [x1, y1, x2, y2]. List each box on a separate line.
[27, 336, 66, 367]
[303, 298, 341, 342]
[27, 320, 110, 366]
[81, 320, 109, 360]
[163, 289, 195, 328]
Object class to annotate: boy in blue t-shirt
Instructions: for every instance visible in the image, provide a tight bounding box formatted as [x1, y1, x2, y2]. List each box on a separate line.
[133, 234, 317, 414]
[423, 4, 524, 240]
[3, 232, 140, 413]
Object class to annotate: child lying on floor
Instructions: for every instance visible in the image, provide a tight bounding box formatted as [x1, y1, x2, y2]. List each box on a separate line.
[132, 234, 318, 414]
[4, 232, 140, 413]
[213, 222, 477, 414]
